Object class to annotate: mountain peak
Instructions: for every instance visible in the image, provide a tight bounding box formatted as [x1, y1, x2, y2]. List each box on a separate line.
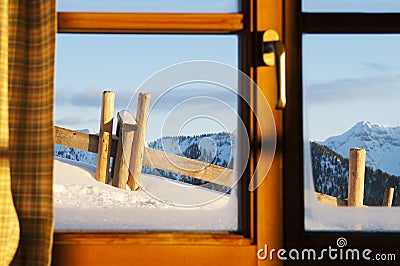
[77, 128, 96, 134]
[352, 121, 385, 131]
[355, 120, 373, 128]
[318, 121, 400, 176]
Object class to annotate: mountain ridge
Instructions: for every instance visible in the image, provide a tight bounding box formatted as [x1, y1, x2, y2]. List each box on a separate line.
[310, 142, 400, 206]
[317, 121, 400, 176]
[311, 120, 400, 206]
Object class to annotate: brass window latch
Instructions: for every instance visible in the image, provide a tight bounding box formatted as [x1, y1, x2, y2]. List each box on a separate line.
[262, 29, 286, 109]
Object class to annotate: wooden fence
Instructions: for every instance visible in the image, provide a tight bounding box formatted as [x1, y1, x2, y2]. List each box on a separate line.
[54, 91, 234, 191]
[316, 148, 395, 207]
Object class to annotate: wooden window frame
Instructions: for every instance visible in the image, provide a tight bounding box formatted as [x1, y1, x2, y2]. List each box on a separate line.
[284, 1, 400, 265]
[53, 2, 285, 264]
[53, 13, 252, 265]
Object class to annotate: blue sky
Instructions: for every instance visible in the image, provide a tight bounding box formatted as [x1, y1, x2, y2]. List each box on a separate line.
[55, 34, 238, 142]
[55, 0, 239, 142]
[55, 0, 239, 141]
[303, 35, 400, 141]
[55, 1, 400, 142]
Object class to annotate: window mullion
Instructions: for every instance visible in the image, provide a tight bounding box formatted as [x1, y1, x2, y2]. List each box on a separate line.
[303, 13, 400, 34]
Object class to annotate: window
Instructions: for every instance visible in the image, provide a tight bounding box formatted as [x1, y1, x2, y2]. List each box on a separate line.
[54, 1, 400, 265]
[55, 34, 240, 231]
[53, 1, 285, 265]
[304, 34, 400, 231]
[284, 0, 400, 263]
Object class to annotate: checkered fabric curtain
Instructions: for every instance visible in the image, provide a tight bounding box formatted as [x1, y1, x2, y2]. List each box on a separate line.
[0, 0, 20, 265]
[0, 0, 56, 265]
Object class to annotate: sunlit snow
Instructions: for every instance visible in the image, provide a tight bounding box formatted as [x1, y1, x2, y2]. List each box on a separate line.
[54, 158, 238, 231]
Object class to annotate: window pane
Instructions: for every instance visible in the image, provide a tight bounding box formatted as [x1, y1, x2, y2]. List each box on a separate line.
[303, 0, 400, 13]
[57, 0, 239, 13]
[55, 34, 240, 231]
[303, 34, 400, 231]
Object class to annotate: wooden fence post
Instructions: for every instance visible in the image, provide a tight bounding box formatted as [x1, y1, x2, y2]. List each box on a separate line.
[128, 93, 151, 191]
[95, 91, 115, 183]
[347, 148, 366, 207]
[382, 187, 394, 207]
[112, 111, 137, 189]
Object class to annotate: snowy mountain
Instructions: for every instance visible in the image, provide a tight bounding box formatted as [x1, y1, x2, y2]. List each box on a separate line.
[311, 121, 400, 206]
[54, 129, 98, 165]
[147, 133, 234, 168]
[318, 121, 400, 176]
[77, 128, 96, 135]
[143, 132, 234, 193]
[54, 131, 234, 193]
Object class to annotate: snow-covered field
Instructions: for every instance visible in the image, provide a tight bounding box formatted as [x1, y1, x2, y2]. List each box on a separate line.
[55, 155, 400, 232]
[304, 142, 400, 232]
[54, 158, 238, 231]
[54, 119, 400, 232]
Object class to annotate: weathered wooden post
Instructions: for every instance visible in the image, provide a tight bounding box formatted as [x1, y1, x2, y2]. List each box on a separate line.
[347, 148, 366, 207]
[112, 111, 137, 189]
[382, 187, 394, 207]
[95, 91, 115, 183]
[128, 93, 151, 191]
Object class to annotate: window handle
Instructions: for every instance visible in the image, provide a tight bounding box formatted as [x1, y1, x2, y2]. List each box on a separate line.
[262, 29, 286, 109]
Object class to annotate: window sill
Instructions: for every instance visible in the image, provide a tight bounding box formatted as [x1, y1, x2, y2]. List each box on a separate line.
[52, 232, 256, 265]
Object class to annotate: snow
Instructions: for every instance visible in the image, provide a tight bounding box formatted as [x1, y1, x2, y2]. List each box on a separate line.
[55, 120, 400, 232]
[54, 157, 238, 231]
[54, 143, 400, 232]
[304, 141, 400, 232]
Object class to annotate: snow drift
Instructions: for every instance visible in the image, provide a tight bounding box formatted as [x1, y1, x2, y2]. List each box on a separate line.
[54, 158, 238, 231]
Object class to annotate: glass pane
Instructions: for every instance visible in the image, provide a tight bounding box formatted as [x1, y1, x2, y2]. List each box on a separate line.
[57, 0, 239, 13]
[303, 34, 400, 231]
[303, 0, 400, 13]
[55, 34, 240, 231]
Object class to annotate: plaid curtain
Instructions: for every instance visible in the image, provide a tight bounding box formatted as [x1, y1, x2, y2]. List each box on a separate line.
[0, 0, 20, 265]
[0, 0, 55, 265]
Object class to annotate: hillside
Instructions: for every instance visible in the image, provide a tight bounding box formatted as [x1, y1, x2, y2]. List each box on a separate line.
[311, 141, 400, 206]
[54, 129, 98, 165]
[144, 132, 234, 193]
